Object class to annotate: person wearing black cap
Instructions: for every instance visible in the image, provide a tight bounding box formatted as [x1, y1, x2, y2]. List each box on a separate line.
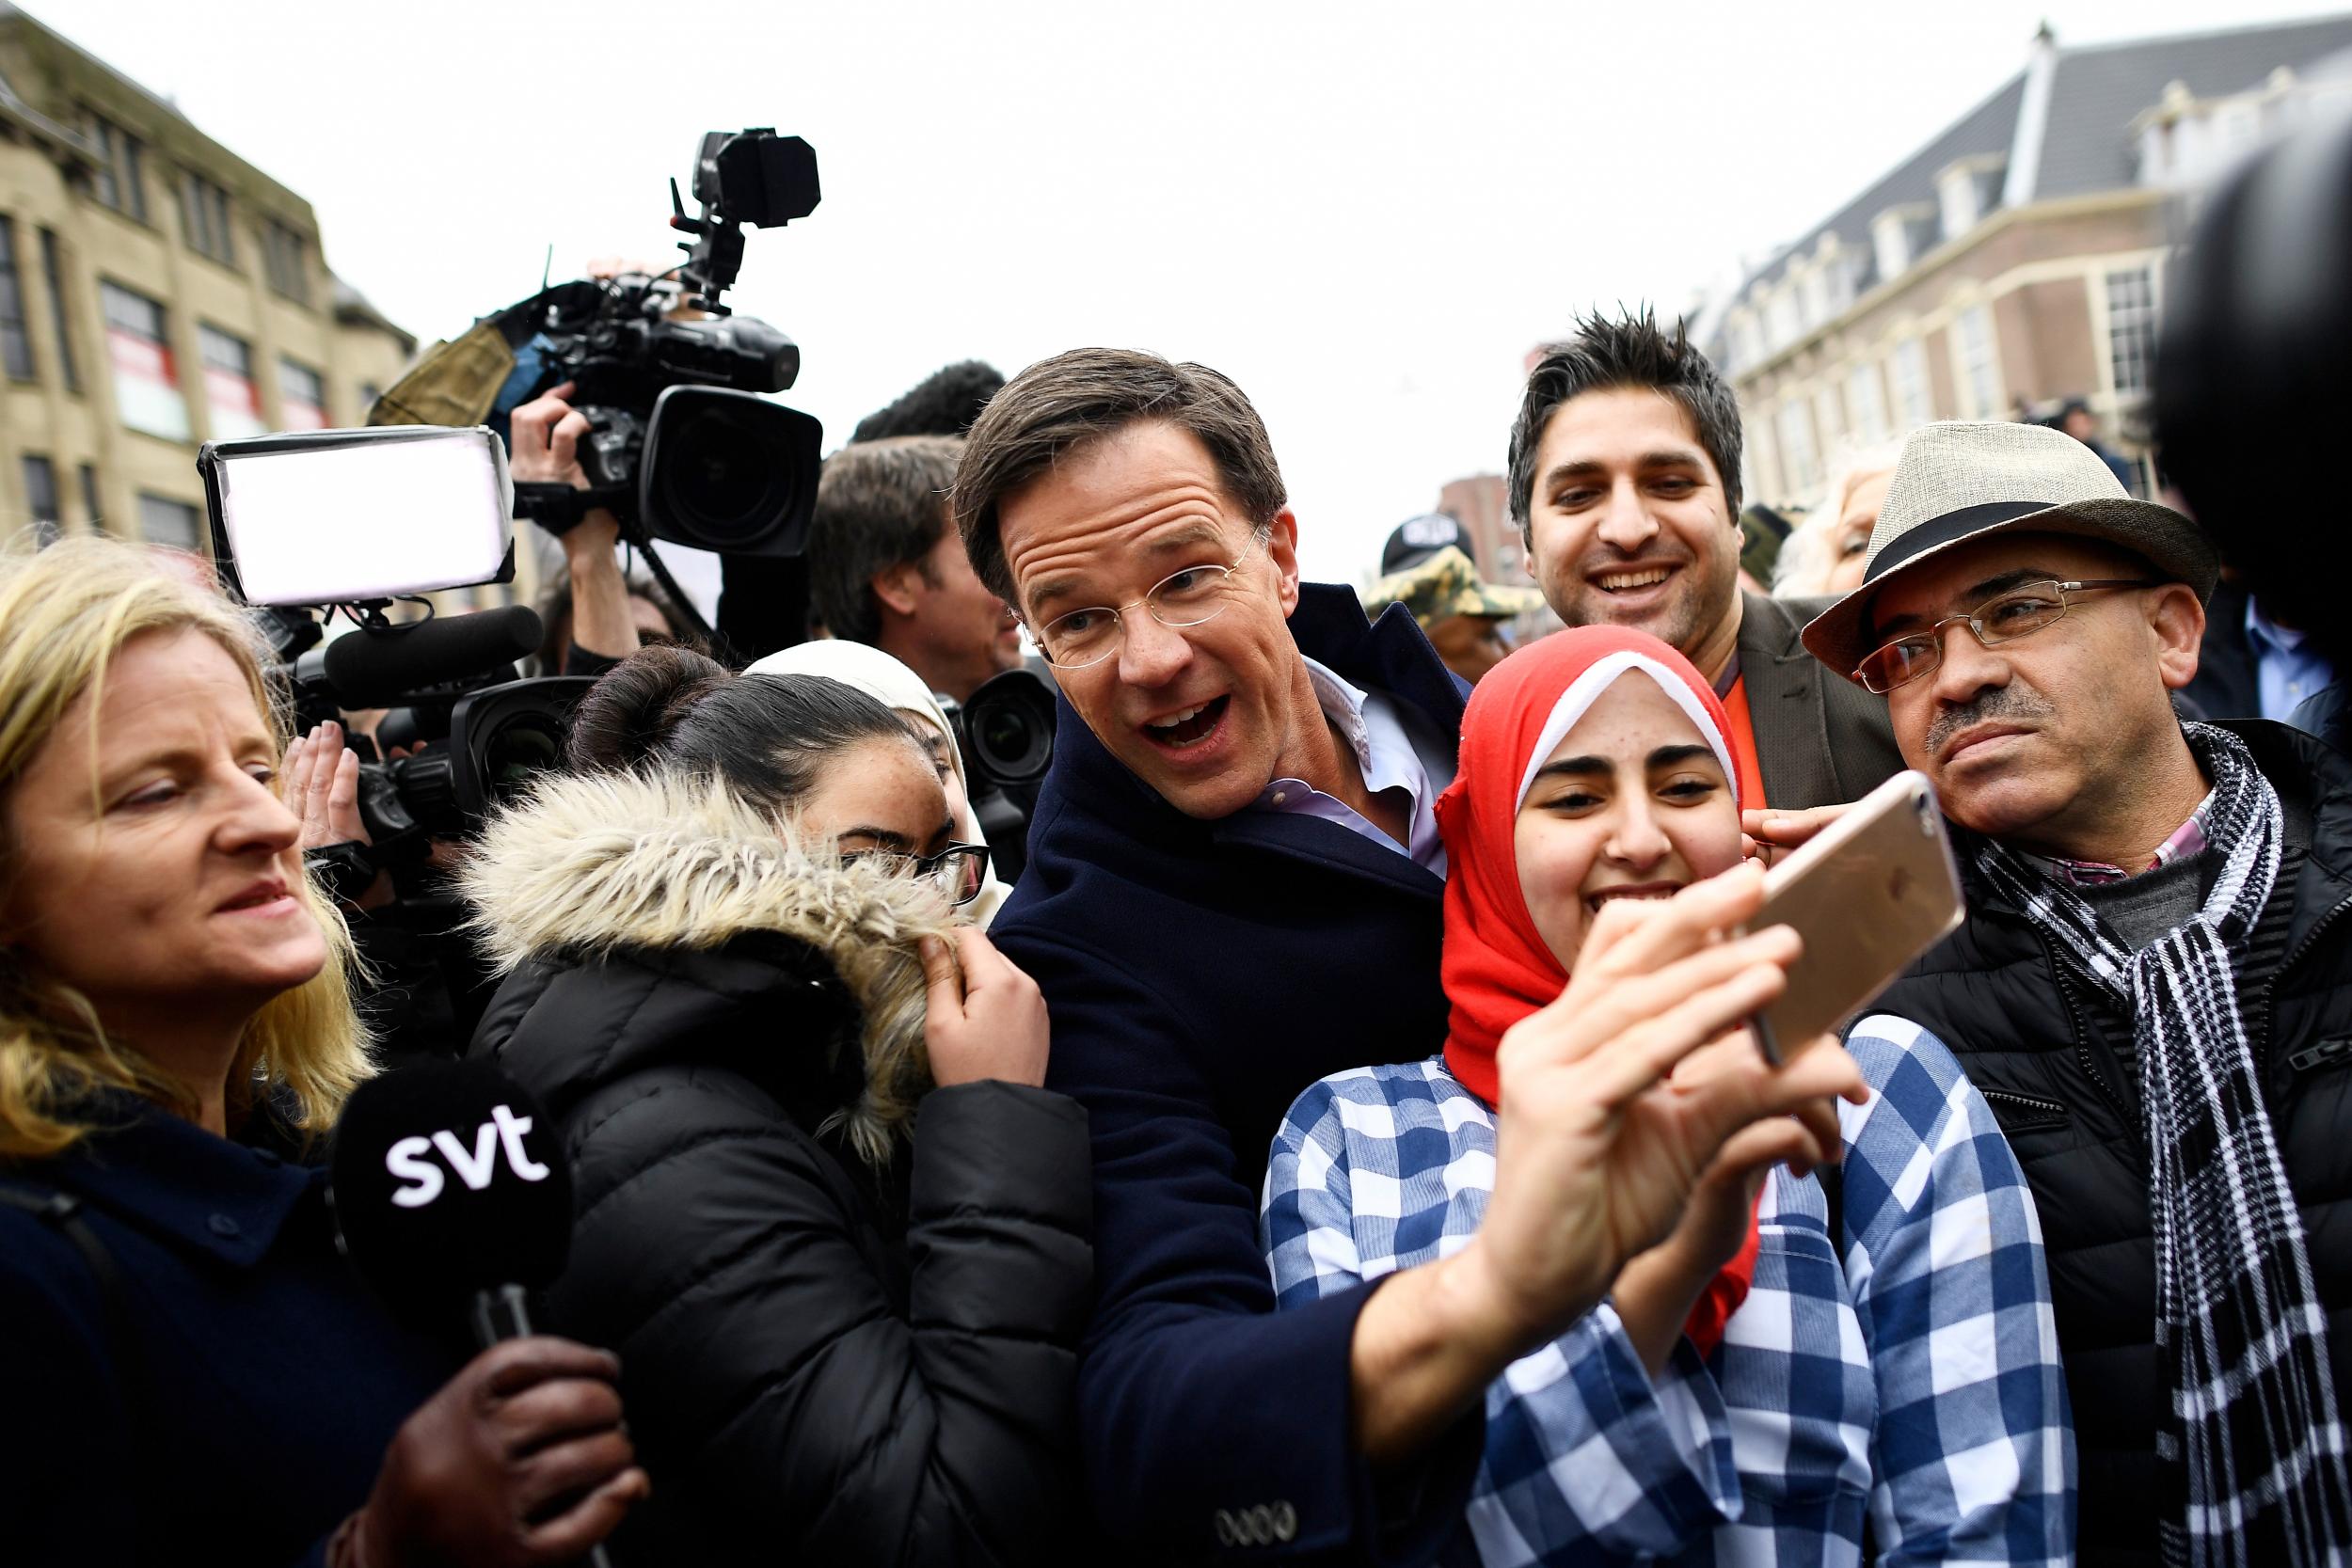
[1801, 418, 2352, 1568]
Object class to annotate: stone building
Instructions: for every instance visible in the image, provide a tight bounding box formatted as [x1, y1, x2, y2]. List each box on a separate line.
[0, 4, 415, 554]
[1710, 14, 2352, 511]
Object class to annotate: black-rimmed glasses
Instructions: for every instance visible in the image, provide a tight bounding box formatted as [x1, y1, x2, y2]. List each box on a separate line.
[1029, 532, 1269, 671]
[1854, 578, 2160, 693]
[850, 842, 993, 906]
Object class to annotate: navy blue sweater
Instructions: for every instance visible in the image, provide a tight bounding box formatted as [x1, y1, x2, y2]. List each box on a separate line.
[992, 586, 1477, 1564]
[0, 1100, 449, 1566]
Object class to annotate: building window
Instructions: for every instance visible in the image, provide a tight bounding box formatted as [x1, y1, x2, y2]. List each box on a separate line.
[22, 454, 59, 546]
[137, 493, 201, 550]
[1813, 386, 1846, 454]
[181, 171, 236, 266]
[1848, 360, 1890, 444]
[100, 279, 189, 441]
[199, 324, 265, 440]
[1766, 287, 1803, 353]
[1955, 306, 2000, 419]
[1937, 166, 1980, 242]
[279, 356, 328, 429]
[79, 462, 102, 531]
[1775, 401, 1820, 495]
[0, 217, 33, 381]
[261, 219, 310, 305]
[2106, 265, 2158, 395]
[358, 380, 383, 419]
[1872, 211, 1912, 286]
[1892, 337, 1933, 427]
[40, 229, 78, 392]
[87, 113, 150, 222]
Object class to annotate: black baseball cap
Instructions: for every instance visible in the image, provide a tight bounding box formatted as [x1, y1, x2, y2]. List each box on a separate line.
[1381, 514, 1471, 575]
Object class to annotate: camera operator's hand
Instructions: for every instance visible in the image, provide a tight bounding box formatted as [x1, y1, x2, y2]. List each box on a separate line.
[512, 381, 634, 664]
[920, 927, 1050, 1088]
[333, 1337, 648, 1568]
[285, 722, 369, 848]
[508, 382, 595, 495]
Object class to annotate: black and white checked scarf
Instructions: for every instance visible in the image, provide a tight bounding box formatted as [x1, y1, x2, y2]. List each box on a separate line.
[1976, 724, 2352, 1567]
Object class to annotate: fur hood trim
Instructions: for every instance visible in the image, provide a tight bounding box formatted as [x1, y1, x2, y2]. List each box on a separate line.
[461, 768, 958, 1165]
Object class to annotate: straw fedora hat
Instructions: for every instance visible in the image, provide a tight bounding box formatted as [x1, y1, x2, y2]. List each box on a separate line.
[1800, 420, 2219, 680]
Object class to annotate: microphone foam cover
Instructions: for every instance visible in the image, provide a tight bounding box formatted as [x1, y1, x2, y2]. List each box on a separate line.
[330, 1057, 574, 1328]
[322, 605, 545, 708]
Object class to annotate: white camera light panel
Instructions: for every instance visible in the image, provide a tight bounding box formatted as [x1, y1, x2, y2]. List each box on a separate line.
[216, 429, 512, 606]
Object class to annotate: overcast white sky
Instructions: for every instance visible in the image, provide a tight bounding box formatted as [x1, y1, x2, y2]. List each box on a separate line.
[42, 0, 2352, 585]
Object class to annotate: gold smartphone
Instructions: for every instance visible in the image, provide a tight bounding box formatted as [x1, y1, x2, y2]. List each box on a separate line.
[1744, 770, 1965, 1064]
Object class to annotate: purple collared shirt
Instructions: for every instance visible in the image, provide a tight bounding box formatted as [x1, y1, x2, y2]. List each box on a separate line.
[2034, 788, 2215, 887]
[1251, 657, 1449, 876]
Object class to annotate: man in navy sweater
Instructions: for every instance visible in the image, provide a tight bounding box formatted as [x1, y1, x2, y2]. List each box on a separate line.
[952, 348, 1861, 1563]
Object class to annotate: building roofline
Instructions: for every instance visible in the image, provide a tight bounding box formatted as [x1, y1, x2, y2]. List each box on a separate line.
[0, 3, 315, 221]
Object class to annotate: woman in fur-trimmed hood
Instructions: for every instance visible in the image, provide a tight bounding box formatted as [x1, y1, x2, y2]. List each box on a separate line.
[464, 647, 1093, 1568]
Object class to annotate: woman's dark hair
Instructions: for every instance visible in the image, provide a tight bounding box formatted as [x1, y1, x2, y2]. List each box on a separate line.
[565, 645, 920, 813]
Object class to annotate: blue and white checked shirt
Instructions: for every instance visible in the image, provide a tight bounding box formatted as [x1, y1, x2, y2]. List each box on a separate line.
[1263, 1016, 2075, 1566]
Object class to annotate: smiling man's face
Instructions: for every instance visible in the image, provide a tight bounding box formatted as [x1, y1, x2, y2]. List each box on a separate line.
[1523, 387, 1744, 682]
[996, 419, 1313, 820]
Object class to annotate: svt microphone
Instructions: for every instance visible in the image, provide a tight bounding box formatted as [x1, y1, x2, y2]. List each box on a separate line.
[321, 605, 544, 708]
[329, 1056, 574, 1348]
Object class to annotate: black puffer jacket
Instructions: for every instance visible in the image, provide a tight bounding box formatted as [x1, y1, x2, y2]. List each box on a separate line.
[1871, 721, 2352, 1568]
[463, 769, 1093, 1567]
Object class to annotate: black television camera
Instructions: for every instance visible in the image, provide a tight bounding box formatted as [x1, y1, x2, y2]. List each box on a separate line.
[942, 667, 1059, 883]
[507, 129, 825, 566]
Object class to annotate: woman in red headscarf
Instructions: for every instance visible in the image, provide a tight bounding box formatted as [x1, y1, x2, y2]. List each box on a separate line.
[1263, 626, 2072, 1567]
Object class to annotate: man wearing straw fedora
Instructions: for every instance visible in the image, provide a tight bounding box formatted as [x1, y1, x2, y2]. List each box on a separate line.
[1801, 419, 2352, 1568]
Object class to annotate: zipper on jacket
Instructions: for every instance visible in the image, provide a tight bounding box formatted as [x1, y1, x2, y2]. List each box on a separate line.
[1980, 1087, 2069, 1128]
[2041, 937, 2143, 1155]
[2273, 891, 2352, 1073]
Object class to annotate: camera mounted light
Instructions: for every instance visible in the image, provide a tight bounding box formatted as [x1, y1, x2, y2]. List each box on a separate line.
[199, 426, 515, 608]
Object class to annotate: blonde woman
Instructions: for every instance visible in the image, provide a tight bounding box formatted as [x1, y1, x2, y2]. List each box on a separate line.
[0, 538, 644, 1568]
[1771, 446, 1900, 599]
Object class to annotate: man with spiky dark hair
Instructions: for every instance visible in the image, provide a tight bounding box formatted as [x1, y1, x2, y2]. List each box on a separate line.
[1508, 309, 1899, 816]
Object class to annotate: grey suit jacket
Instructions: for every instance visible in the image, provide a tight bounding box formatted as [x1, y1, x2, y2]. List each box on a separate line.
[1735, 590, 1905, 811]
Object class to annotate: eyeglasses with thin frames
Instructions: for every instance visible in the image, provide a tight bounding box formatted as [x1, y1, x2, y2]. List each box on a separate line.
[1027, 531, 1270, 672]
[1854, 578, 2160, 694]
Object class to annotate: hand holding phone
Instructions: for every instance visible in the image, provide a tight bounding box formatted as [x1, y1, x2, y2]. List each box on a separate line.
[1740, 771, 1964, 1062]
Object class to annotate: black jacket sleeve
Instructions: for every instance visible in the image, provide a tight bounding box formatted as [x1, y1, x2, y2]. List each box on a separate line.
[557, 1071, 1092, 1566]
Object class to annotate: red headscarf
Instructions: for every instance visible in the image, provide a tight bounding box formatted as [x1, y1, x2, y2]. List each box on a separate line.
[1435, 625, 1764, 1357]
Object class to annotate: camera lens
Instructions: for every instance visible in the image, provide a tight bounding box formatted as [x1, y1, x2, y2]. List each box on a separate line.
[655, 400, 796, 548]
[962, 672, 1057, 787]
[479, 712, 566, 809]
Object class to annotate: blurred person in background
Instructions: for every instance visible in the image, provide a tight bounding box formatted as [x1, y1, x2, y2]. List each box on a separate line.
[1360, 535, 1545, 686]
[1510, 310, 1901, 826]
[532, 565, 687, 676]
[1266, 626, 2066, 1565]
[464, 650, 1088, 1563]
[0, 538, 643, 1567]
[2058, 398, 2137, 494]
[954, 345, 1875, 1561]
[1803, 420, 2352, 1568]
[806, 435, 1025, 702]
[747, 637, 1015, 923]
[1771, 447, 1899, 600]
